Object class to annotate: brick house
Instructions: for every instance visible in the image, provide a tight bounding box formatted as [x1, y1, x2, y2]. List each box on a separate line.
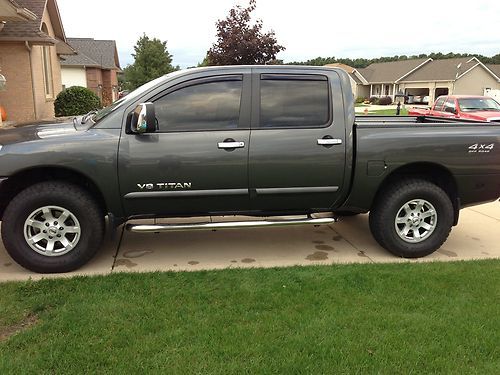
[0, 0, 73, 123]
[60, 38, 121, 106]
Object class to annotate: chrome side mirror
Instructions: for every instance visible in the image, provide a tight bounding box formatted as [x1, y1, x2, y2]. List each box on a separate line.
[130, 103, 156, 134]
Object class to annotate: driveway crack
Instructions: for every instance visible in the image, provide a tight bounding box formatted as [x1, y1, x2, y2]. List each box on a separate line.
[326, 225, 375, 262]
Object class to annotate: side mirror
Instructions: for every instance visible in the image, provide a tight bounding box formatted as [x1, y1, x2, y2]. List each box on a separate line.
[130, 103, 156, 134]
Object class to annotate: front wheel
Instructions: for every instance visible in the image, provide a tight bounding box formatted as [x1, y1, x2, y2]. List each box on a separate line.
[2, 182, 104, 273]
[369, 179, 454, 258]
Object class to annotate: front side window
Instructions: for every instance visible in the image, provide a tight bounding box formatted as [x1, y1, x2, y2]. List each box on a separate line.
[260, 76, 329, 128]
[154, 79, 242, 132]
[458, 97, 500, 112]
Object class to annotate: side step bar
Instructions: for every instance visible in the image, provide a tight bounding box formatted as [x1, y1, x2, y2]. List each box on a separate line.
[126, 217, 337, 233]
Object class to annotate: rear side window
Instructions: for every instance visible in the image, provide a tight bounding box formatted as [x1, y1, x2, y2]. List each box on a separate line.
[154, 79, 242, 132]
[260, 75, 330, 128]
[433, 97, 446, 111]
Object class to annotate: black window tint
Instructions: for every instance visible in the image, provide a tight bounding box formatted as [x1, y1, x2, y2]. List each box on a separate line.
[260, 78, 329, 128]
[154, 80, 242, 132]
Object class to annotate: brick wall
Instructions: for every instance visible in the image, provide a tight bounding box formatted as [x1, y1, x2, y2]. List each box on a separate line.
[86, 67, 103, 101]
[0, 9, 63, 123]
[0, 42, 36, 123]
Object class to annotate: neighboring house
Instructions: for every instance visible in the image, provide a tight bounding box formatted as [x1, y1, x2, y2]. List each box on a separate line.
[60, 38, 121, 106]
[324, 63, 368, 98]
[0, 0, 73, 123]
[332, 57, 500, 104]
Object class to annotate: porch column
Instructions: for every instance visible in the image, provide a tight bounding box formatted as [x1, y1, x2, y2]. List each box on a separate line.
[393, 84, 396, 101]
[370, 85, 373, 97]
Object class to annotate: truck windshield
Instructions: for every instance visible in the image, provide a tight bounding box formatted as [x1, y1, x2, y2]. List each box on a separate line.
[91, 71, 184, 124]
[458, 98, 500, 112]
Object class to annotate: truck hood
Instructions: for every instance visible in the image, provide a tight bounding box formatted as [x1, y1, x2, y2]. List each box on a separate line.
[0, 118, 90, 146]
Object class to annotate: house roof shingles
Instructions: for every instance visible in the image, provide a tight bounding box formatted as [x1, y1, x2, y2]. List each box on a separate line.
[400, 57, 480, 82]
[486, 64, 500, 80]
[0, 0, 55, 43]
[62, 38, 120, 70]
[357, 58, 429, 83]
[324, 63, 364, 84]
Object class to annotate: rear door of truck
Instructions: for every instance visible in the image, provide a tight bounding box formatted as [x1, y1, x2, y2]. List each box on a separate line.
[248, 68, 347, 211]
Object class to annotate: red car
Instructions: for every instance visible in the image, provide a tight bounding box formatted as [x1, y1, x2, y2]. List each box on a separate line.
[408, 95, 500, 122]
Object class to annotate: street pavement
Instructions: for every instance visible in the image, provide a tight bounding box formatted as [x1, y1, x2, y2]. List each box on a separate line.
[1, 202, 499, 282]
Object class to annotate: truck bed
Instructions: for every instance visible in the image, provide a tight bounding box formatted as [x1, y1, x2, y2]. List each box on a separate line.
[343, 118, 500, 214]
[355, 115, 487, 125]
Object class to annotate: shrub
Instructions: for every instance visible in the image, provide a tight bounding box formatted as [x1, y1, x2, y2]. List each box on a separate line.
[54, 86, 101, 117]
[355, 97, 366, 104]
[369, 96, 379, 105]
[378, 96, 393, 105]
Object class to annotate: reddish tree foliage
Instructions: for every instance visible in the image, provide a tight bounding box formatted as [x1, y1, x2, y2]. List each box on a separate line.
[207, 0, 285, 65]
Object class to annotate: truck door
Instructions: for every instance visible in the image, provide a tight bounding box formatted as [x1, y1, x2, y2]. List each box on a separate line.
[248, 69, 346, 212]
[118, 73, 251, 217]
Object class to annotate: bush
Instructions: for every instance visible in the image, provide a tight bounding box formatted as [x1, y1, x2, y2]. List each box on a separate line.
[378, 96, 393, 105]
[54, 86, 101, 117]
[369, 96, 379, 105]
[355, 97, 366, 104]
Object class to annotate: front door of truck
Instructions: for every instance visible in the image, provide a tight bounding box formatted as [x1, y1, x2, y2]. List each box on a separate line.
[118, 73, 251, 217]
[248, 69, 346, 212]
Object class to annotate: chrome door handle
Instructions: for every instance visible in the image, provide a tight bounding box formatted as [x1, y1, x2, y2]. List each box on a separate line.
[317, 138, 342, 146]
[218, 141, 245, 149]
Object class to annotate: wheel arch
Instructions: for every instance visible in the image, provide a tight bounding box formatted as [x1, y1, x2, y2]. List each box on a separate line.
[0, 166, 107, 220]
[373, 162, 460, 225]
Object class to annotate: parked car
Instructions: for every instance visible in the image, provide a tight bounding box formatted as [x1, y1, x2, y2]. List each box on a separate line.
[409, 95, 500, 122]
[0, 66, 499, 273]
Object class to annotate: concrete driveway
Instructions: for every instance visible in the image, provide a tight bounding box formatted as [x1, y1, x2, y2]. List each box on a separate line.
[1, 202, 499, 282]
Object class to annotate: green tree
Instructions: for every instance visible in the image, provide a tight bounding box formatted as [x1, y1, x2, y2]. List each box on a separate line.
[123, 34, 179, 90]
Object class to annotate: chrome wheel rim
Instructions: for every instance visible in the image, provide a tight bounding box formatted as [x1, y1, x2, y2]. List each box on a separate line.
[24, 206, 81, 257]
[394, 199, 437, 243]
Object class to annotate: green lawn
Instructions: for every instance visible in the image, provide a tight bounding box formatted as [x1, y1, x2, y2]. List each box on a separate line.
[1, 260, 499, 373]
[357, 108, 409, 116]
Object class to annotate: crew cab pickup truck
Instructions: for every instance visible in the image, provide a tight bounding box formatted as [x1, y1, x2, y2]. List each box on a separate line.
[0, 66, 499, 273]
[408, 95, 500, 122]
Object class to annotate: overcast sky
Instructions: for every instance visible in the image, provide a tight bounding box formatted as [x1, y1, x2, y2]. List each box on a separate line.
[58, 0, 500, 69]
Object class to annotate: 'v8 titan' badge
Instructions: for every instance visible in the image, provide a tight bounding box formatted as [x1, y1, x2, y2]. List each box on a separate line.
[137, 183, 192, 190]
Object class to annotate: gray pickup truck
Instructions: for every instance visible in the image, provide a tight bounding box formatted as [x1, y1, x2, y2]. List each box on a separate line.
[0, 66, 499, 273]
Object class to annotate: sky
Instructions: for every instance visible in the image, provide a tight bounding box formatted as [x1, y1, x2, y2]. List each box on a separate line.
[57, 0, 500, 69]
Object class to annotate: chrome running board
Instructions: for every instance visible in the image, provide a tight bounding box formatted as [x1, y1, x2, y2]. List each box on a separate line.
[126, 217, 337, 233]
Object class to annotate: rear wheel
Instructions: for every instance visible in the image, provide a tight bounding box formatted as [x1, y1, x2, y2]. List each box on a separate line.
[369, 178, 453, 258]
[2, 181, 104, 273]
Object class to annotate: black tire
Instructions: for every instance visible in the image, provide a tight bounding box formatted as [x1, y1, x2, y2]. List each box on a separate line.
[2, 181, 104, 273]
[369, 178, 453, 258]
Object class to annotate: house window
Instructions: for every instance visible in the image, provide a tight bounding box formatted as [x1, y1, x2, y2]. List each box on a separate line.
[41, 24, 53, 98]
